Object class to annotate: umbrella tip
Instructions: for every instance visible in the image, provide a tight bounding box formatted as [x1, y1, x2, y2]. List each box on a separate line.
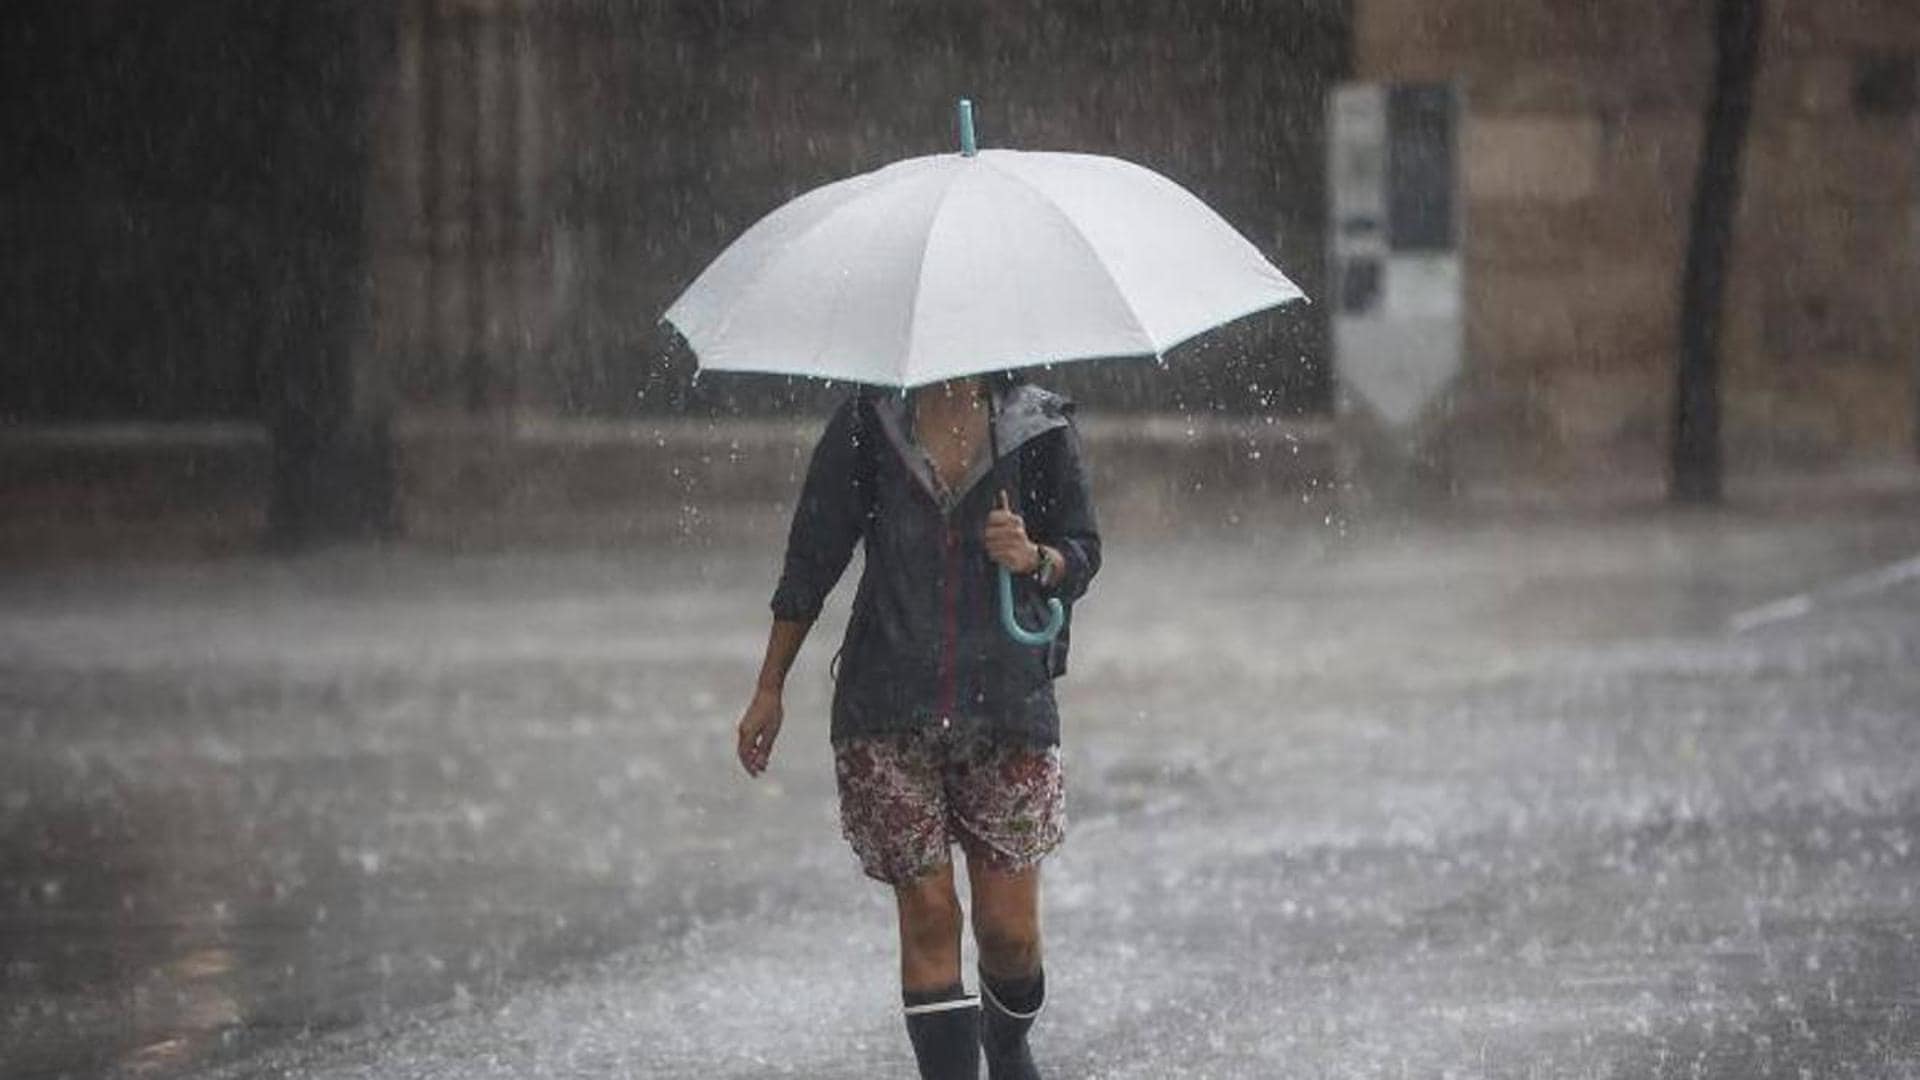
[957, 98, 977, 157]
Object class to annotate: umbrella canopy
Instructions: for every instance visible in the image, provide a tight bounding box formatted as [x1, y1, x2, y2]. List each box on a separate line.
[664, 147, 1306, 389]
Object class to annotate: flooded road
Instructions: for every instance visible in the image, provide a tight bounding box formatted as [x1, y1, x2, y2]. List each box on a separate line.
[4, 496, 1919, 1077]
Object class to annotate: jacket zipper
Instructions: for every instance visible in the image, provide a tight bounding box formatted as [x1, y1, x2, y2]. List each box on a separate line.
[938, 522, 960, 726]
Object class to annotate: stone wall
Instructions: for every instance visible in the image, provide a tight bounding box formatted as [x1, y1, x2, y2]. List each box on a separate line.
[1356, 0, 1919, 486]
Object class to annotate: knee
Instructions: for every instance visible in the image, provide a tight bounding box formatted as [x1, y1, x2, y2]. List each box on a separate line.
[897, 881, 963, 958]
[973, 911, 1041, 975]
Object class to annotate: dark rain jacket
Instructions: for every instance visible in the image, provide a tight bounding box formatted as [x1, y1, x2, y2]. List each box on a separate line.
[770, 382, 1101, 747]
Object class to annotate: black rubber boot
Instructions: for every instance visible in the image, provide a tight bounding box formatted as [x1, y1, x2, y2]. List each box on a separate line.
[979, 968, 1044, 1080]
[904, 993, 981, 1079]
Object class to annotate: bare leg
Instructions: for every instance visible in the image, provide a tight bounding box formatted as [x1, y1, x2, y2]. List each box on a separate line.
[896, 862, 979, 1079]
[966, 853, 1042, 980]
[966, 851, 1046, 1079]
[895, 861, 965, 993]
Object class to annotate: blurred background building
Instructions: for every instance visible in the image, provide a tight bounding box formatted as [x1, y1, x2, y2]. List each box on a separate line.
[1354, 0, 1920, 488]
[2, 0, 1915, 554]
[366, 0, 1337, 419]
[2, 0, 1339, 552]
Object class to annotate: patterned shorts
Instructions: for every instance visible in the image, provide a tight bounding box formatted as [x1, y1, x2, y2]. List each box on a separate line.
[834, 724, 1066, 887]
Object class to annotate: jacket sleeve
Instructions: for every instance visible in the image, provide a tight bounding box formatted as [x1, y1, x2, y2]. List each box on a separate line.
[1022, 420, 1101, 602]
[769, 396, 871, 623]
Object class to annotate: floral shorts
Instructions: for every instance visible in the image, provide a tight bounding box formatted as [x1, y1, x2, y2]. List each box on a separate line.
[834, 724, 1066, 887]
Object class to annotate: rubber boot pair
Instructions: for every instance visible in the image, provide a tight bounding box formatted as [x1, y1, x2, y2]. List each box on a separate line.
[902, 970, 1044, 1080]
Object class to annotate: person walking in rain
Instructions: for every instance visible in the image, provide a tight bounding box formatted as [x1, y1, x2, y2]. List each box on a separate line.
[734, 370, 1100, 1079]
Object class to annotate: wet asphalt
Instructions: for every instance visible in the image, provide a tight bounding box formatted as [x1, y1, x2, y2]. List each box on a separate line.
[3, 494, 1919, 1078]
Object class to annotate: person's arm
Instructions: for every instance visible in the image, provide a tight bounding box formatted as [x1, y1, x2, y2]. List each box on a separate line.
[737, 617, 812, 777]
[768, 397, 870, 623]
[741, 397, 870, 777]
[1020, 423, 1101, 601]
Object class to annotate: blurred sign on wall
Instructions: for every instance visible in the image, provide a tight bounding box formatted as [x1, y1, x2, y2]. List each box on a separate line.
[1328, 82, 1462, 432]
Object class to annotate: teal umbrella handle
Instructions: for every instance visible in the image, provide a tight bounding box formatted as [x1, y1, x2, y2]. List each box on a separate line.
[998, 565, 1065, 646]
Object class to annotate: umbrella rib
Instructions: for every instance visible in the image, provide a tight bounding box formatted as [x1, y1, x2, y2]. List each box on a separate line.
[978, 156, 1159, 357]
[899, 164, 973, 384]
[1141, 289, 1308, 358]
[719, 160, 961, 383]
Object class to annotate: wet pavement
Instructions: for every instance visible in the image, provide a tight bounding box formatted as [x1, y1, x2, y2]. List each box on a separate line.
[3, 495, 1919, 1078]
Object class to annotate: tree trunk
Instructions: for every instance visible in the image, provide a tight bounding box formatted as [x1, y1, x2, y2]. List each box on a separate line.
[1671, 0, 1763, 504]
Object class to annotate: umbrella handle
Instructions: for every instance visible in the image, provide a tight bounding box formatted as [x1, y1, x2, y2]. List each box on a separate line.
[998, 564, 1065, 646]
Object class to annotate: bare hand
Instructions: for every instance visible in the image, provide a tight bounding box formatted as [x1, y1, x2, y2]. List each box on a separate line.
[736, 687, 784, 777]
[984, 491, 1041, 575]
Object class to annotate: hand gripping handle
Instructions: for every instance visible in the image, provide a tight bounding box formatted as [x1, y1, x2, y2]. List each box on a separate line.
[998, 564, 1064, 646]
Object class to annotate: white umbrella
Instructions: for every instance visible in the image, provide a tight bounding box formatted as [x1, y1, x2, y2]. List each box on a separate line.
[665, 101, 1306, 644]
[663, 104, 1305, 389]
